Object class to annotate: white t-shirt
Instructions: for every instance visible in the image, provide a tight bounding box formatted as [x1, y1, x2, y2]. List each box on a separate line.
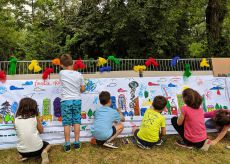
[59, 70, 85, 101]
[15, 117, 43, 153]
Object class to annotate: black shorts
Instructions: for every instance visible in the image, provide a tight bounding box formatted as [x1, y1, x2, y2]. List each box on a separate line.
[96, 126, 116, 145]
[19, 141, 49, 158]
[134, 129, 160, 148]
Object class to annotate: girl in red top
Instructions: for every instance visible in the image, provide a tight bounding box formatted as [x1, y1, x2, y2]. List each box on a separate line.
[205, 109, 230, 145]
[171, 88, 211, 151]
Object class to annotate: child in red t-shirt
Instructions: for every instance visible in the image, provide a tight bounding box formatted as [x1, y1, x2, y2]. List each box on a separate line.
[205, 109, 230, 145]
[171, 88, 211, 151]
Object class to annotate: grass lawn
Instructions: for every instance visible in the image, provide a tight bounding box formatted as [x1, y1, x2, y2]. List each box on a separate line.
[0, 134, 229, 164]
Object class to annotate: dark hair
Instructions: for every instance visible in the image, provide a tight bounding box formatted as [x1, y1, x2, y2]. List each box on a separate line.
[60, 54, 73, 67]
[16, 98, 39, 119]
[99, 91, 111, 105]
[214, 110, 230, 127]
[182, 88, 202, 109]
[153, 96, 167, 110]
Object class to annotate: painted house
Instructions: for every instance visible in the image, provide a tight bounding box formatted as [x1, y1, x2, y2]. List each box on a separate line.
[207, 105, 215, 112]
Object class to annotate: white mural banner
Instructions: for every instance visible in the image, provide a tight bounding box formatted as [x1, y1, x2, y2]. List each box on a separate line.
[0, 76, 229, 149]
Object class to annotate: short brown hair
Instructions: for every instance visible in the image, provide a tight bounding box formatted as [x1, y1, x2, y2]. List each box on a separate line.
[153, 96, 167, 110]
[99, 91, 111, 105]
[60, 54, 73, 67]
[182, 88, 202, 109]
[214, 110, 230, 127]
[16, 98, 39, 119]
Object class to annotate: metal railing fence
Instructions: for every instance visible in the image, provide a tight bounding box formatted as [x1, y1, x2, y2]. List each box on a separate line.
[0, 58, 212, 75]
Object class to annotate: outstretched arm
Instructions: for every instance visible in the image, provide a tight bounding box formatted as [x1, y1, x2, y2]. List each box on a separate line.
[161, 127, 166, 136]
[211, 125, 229, 145]
[177, 113, 184, 126]
[117, 108, 125, 122]
[37, 117, 44, 134]
[80, 85, 85, 93]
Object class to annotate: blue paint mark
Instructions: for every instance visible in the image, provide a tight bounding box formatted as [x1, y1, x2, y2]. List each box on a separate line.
[128, 111, 134, 116]
[85, 80, 96, 92]
[0, 86, 7, 94]
[22, 81, 33, 86]
[110, 96, 117, 109]
[141, 108, 147, 116]
[138, 84, 146, 98]
[11, 102, 18, 115]
[10, 86, 24, 90]
[93, 97, 99, 104]
[123, 111, 129, 116]
[168, 83, 177, 87]
[107, 83, 117, 87]
[42, 121, 47, 126]
[210, 86, 224, 90]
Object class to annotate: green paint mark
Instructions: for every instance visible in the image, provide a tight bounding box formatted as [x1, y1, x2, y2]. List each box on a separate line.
[166, 101, 171, 115]
[144, 91, 149, 98]
[215, 103, 220, 110]
[177, 94, 185, 109]
[202, 96, 207, 112]
[87, 109, 93, 119]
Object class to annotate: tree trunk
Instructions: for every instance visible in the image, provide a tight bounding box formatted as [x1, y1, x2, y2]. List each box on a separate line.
[205, 0, 227, 56]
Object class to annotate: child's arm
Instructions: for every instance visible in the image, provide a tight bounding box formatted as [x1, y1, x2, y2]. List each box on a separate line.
[211, 125, 229, 145]
[80, 85, 85, 93]
[117, 108, 125, 122]
[80, 74, 85, 93]
[177, 113, 184, 126]
[161, 127, 166, 136]
[36, 117, 44, 134]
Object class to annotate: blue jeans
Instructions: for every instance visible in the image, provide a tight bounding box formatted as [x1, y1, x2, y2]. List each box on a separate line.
[205, 119, 216, 129]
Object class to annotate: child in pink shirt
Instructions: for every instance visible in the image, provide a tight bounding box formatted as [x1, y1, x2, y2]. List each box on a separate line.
[205, 109, 230, 145]
[171, 88, 211, 151]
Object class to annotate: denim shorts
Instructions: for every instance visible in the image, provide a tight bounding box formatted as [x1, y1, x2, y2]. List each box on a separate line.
[61, 100, 82, 126]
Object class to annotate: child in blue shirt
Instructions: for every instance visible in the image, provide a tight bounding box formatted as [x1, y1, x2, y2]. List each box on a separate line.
[93, 91, 125, 148]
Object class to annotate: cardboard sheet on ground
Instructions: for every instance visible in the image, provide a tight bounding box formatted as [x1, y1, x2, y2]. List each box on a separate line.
[0, 76, 229, 149]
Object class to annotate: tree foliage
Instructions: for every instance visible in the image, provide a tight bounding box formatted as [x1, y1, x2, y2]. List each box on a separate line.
[0, 0, 229, 60]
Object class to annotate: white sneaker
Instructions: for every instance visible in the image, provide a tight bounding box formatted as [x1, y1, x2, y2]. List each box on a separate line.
[41, 151, 49, 164]
[136, 140, 150, 149]
[156, 139, 164, 146]
[103, 142, 118, 149]
[200, 139, 211, 151]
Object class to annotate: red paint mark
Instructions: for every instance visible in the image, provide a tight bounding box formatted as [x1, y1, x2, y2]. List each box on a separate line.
[148, 82, 160, 86]
[117, 88, 127, 92]
[163, 87, 171, 100]
[217, 90, 221, 95]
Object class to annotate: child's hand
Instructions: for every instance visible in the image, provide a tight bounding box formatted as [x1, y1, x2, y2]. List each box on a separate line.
[117, 108, 122, 113]
[38, 116, 43, 122]
[211, 140, 217, 145]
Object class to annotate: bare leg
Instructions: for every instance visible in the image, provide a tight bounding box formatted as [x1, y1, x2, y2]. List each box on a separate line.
[107, 123, 124, 142]
[43, 144, 51, 153]
[73, 124, 80, 142]
[64, 125, 70, 142]
[41, 145, 51, 164]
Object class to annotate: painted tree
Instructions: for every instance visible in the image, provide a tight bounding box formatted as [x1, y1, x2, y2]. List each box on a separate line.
[215, 103, 220, 110]
[4, 113, 10, 124]
[144, 91, 149, 98]
[0, 101, 11, 116]
[166, 101, 171, 115]
[87, 109, 93, 119]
